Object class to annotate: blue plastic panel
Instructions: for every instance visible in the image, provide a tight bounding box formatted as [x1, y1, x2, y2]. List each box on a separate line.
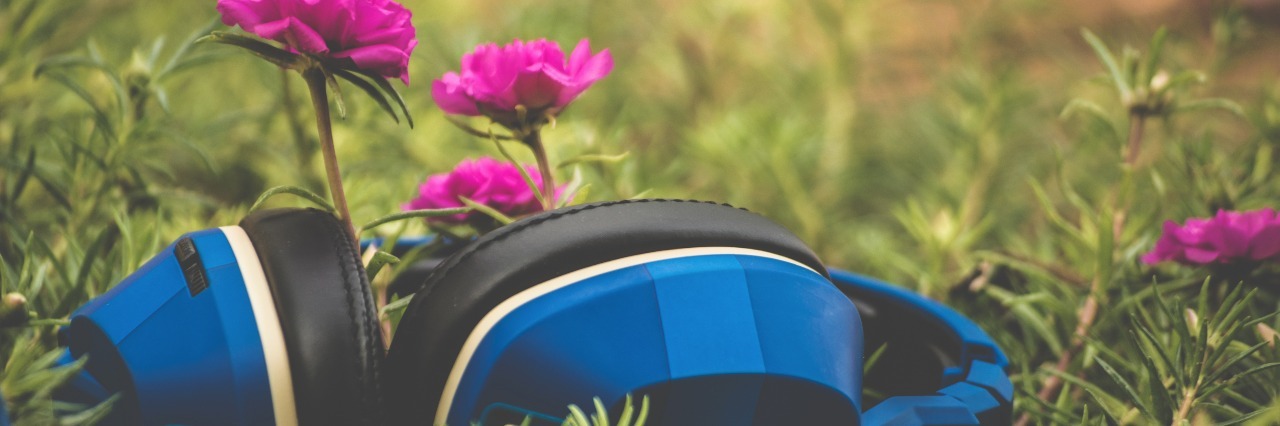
[831, 269, 1013, 425]
[64, 229, 275, 425]
[453, 254, 860, 426]
[861, 396, 979, 425]
[829, 269, 1009, 370]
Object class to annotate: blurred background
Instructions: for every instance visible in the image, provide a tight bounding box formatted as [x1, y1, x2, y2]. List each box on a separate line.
[8, 0, 1277, 275]
[3, 0, 1280, 422]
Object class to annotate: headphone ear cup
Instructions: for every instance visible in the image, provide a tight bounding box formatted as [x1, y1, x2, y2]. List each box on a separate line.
[239, 208, 385, 425]
[384, 199, 830, 423]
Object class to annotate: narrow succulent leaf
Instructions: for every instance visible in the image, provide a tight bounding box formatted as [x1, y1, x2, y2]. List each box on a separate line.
[1095, 207, 1114, 289]
[60, 394, 122, 426]
[200, 31, 299, 69]
[1191, 303, 1213, 382]
[323, 68, 347, 119]
[36, 54, 130, 119]
[616, 395, 635, 426]
[364, 251, 401, 282]
[56, 225, 116, 316]
[1131, 331, 1174, 423]
[154, 87, 171, 112]
[379, 294, 414, 318]
[147, 37, 166, 69]
[984, 286, 1065, 353]
[1081, 28, 1132, 101]
[634, 396, 649, 426]
[158, 18, 219, 78]
[356, 68, 414, 127]
[1027, 179, 1088, 245]
[1176, 98, 1246, 116]
[557, 152, 631, 168]
[249, 185, 336, 212]
[593, 398, 610, 426]
[10, 146, 37, 203]
[1214, 287, 1256, 338]
[359, 208, 471, 233]
[863, 343, 889, 374]
[444, 115, 517, 140]
[491, 137, 547, 209]
[1205, 345, 1271, 386]
[1165, 70, 1207, 89]
[458, 196, 515, 225]
[629, 189, 654, 200]
[332, 69, 399, 124]
[565, 404, 590, 426]
[40, 73, 117, 143]
[1046, 367, 1129, 421]
[1134, 323, 1182, 389]
[1142, 27, 1168, 86]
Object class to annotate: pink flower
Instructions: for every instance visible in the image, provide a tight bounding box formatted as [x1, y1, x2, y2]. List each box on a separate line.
[431, 38, 613, 129]
[216, 0, 417, 84]
[403, 157, 562, 225]
[1142, 208, 1280, 266]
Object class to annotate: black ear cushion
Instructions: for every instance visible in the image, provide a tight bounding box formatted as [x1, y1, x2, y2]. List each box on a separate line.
[239, 208, 384, 425]
[384, 199, 827, 423]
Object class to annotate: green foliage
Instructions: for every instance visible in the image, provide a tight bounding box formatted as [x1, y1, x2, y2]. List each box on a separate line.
[562, 395, 649, 426]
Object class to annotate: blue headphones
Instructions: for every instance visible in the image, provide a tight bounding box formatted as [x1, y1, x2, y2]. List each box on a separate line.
[52, 200, 1012, 425]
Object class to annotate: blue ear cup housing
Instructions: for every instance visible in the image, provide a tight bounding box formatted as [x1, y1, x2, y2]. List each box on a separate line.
[63, 227, 283, 424]
[385, 199, 1014, 426]
[385, 200, 864, 425]
[59, 208, 384, 425]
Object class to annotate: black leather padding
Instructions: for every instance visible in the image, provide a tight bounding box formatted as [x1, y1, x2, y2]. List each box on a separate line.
[239, 208, 384, 425]
[383, 199, 828, 423]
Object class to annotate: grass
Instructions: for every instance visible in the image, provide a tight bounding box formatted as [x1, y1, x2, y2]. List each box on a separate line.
[3, 0, 1280, 424]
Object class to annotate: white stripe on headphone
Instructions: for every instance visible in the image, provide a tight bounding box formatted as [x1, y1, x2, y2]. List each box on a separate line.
[221, 226, 299, 426]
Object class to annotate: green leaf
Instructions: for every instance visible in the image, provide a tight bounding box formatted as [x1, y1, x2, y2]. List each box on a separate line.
[634, 396, 650, 426]
[355, 68, 414, 128]
[379, 294, 414, 318]
[565, 403, 590, 426]
[200, 31, 300, 70]
[459, 196, 515, 225]
[249, 185, 335, 212]
[1081, 28, 1132, 102]
[593, 397, 610, 426]
[323, 68, 348, 119]
[359, 208, 471, 233]
[557, 151, 630, 169]
[1142, 26, 1168, 86]
[157, 18, 220, 79]
[1176, 98, 1245, 117]
[364, 250, 400, 282]
[444, 115, 517, 140]
[1133, 321, 1182, 389]
[491, 137, 548, 208]
[1095, 357, 1158, 422]
[1130, 330, 1174, 423]
[39, 72, 117, 143]
[9, 145, 37, 203]
[332, 69, 399, 125]
[1047, 367, 1129, 422]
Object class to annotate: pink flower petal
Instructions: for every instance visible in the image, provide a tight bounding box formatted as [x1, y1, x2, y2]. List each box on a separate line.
[432, 38, 612, 127]
[431, 75, 480, 115]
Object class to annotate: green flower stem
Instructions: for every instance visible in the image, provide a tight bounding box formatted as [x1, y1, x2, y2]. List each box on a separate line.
[1125, 111, 1148, 167]
[522, 130, 556, 210]
[282, 69, 321, 191]
[302, 66, 359, 250]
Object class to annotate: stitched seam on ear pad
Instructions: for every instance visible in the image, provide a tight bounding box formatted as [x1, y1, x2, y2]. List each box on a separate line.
[319, 212, 383, 424]
[411, 198, 742, 300]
